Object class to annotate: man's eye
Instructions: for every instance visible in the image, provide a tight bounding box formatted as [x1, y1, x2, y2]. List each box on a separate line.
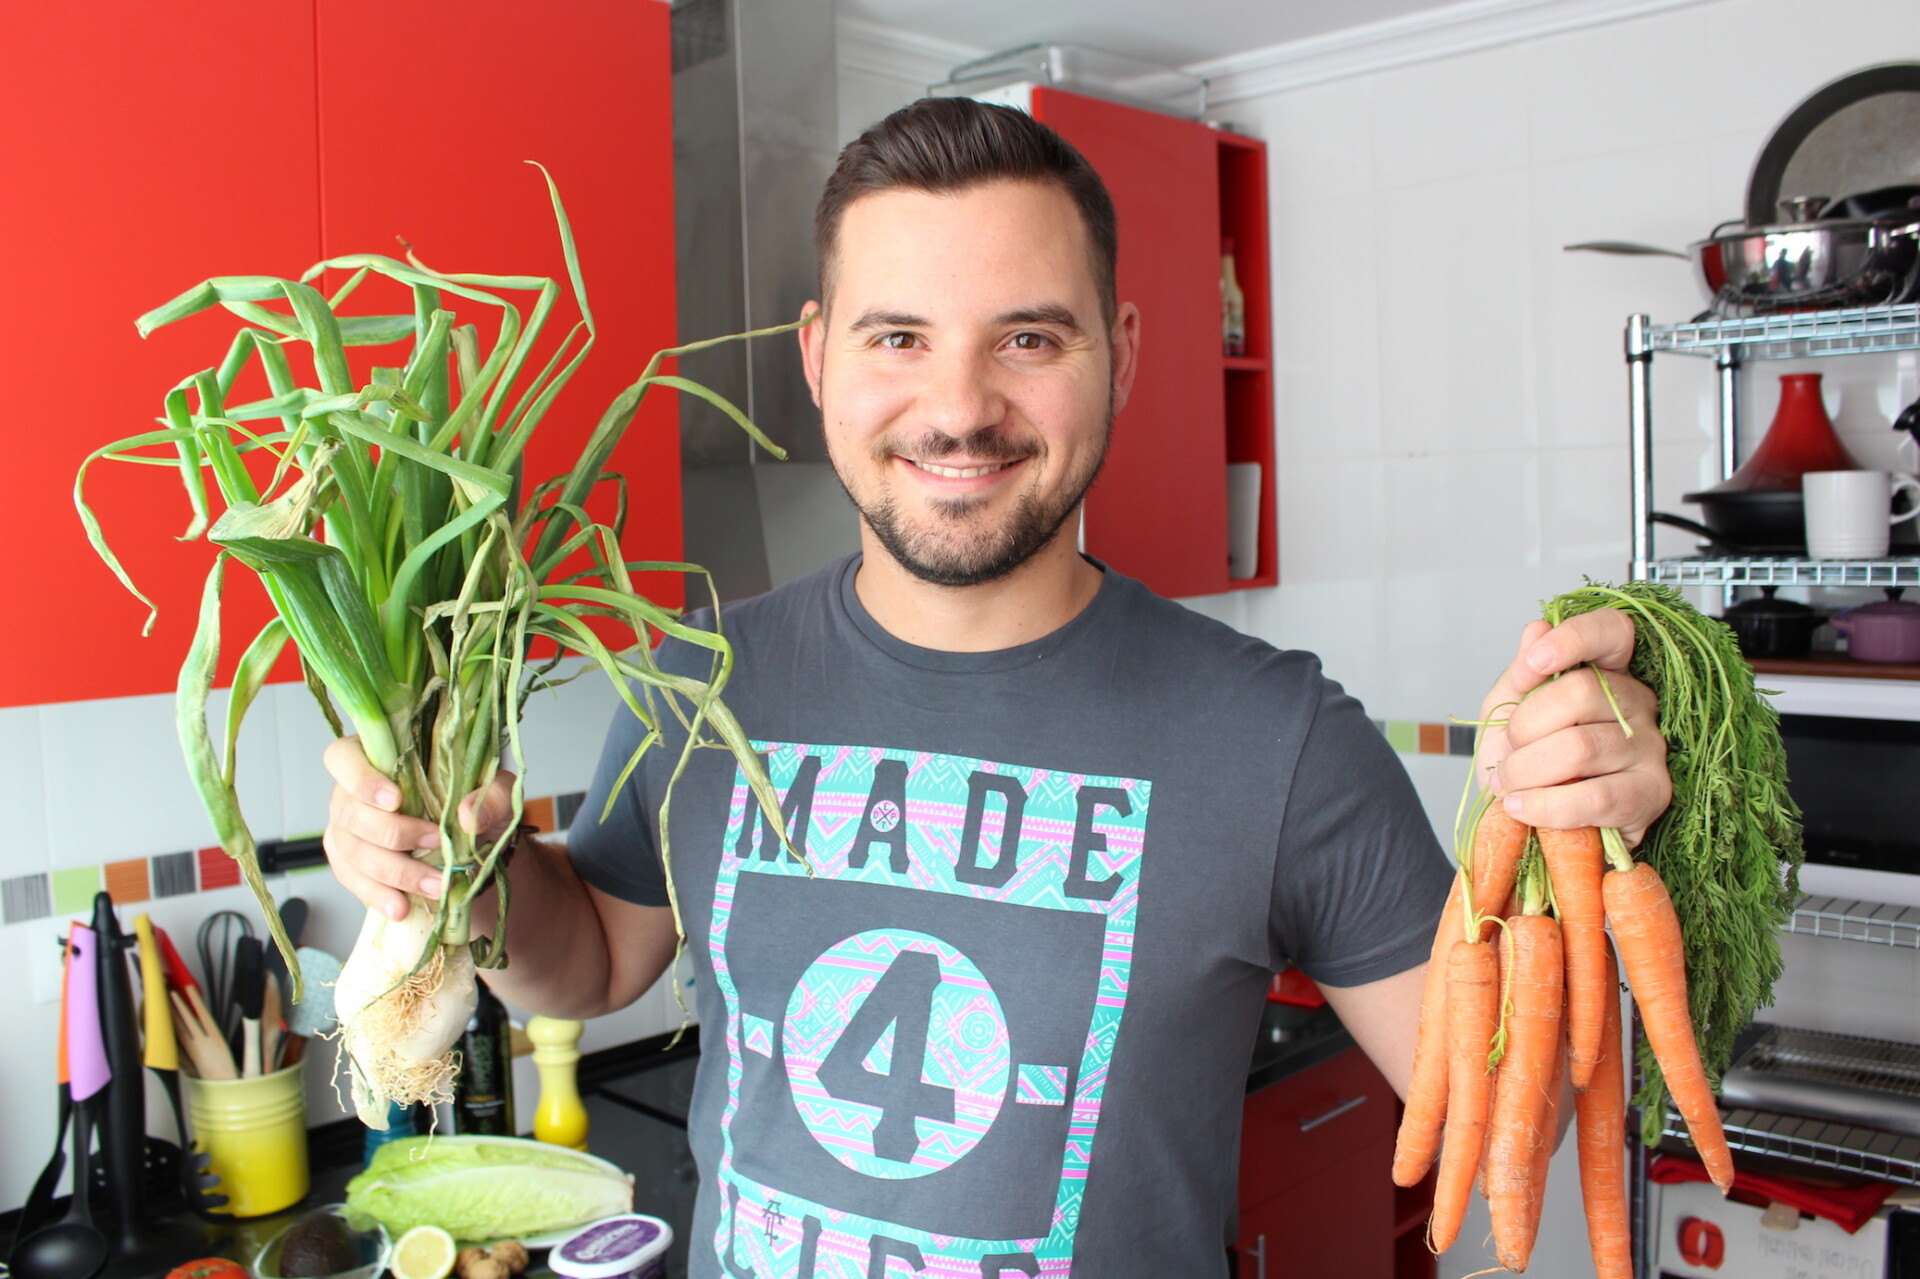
[1009, 331, 1052, 351]
[879, 331, 917, 349]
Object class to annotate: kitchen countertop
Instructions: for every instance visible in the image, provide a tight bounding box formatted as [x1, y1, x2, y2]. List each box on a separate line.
[1245, 999, 1355, 1095]
[3, 1008, 1353, 1279]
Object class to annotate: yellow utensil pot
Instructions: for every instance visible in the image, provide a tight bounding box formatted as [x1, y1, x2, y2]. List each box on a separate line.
[182, 1062, 308, 1217]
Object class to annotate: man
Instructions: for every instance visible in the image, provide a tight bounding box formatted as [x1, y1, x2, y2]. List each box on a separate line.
[323, 99, 1668, 1276]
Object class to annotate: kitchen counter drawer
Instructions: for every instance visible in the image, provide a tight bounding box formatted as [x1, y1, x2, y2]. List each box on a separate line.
[1236, 1136, 1397, 1279]
[1240, 1045, 1395, 1206]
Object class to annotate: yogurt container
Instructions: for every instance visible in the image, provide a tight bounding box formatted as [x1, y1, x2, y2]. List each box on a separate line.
[548, 1215, 673, 1279]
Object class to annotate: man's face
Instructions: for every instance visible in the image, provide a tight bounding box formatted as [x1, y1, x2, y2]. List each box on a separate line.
[801, 179, 1138, 587]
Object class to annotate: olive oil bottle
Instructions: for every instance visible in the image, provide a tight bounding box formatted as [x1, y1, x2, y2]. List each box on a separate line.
[452, 982, 516, 1136]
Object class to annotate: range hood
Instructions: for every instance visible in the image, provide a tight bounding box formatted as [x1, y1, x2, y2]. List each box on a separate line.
[671, 0, 860, 601]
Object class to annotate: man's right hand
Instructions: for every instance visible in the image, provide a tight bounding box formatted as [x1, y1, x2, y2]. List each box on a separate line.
[324, 737, 681, 1019]
[321, 737, 517, 922]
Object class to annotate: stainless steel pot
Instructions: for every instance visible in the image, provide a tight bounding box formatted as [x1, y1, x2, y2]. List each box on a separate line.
[1692, 198, 1920, 314]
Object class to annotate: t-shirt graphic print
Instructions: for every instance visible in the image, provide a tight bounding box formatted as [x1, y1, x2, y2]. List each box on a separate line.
[706, 738, 1146, 1278]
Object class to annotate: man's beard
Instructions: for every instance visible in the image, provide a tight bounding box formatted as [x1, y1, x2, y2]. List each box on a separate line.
[834, 412, 1111, 589]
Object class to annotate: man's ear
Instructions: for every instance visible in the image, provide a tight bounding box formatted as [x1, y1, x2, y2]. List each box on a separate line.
[798, 300, 825, 409]
[1108, 301, 1142, 415]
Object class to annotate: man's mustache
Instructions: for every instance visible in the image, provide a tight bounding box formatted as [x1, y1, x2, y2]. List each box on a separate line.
[892, 429, 1037, 463]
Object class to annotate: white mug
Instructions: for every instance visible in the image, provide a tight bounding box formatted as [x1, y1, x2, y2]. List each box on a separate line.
[1802, 470, 1920, 558]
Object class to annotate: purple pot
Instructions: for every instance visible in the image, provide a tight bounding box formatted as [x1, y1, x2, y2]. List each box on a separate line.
[1833, 590, 1920, 663]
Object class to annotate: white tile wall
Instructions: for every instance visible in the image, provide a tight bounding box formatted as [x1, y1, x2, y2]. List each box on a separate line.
[1376, 170, 1538, 459]
[0, 705, 49, 881]
[1273, 199, 1385, 463]
[1369, 43, 1531, 188]
[1523, 7, 1714, 164]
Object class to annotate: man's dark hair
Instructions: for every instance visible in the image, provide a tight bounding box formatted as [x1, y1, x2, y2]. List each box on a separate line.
[815, 97, 1119, 324]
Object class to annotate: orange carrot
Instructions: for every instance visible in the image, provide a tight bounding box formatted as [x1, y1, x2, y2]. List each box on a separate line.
[1471, 805, 1529, 941]
[1476, 907, 1515, 1204]
[1575, 939, 1631, 1279]
[1539, 825, 1608, 1090]
[1528, 1026, 1566, 1223]
[1394, 871, 1467, 1187]
[1604, 860, 1734, 1192]
[1428, 939, 1498, 1252]
[1487, 913, 1563, 1273]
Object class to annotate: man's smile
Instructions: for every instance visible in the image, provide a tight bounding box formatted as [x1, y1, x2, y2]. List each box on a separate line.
[900, 457, 1022, 481]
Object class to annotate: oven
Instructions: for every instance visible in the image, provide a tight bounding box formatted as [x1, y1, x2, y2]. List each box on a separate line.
[1764, 675, 1920, 906]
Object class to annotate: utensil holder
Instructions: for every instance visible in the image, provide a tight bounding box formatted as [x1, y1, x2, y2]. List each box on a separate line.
[181, 1063, 307, 1217]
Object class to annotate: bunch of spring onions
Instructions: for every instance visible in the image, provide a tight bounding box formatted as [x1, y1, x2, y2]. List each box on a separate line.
[76, 168, 795, 1126]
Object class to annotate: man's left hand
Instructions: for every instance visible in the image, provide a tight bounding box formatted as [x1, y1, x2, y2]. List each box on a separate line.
[1476, 608, 1671, 847]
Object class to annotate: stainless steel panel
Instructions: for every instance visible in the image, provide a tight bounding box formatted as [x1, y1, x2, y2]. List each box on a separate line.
[673, 0, 841, 599]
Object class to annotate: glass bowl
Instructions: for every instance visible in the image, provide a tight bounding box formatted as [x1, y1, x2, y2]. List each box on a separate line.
[251, 1204, 392, 1279]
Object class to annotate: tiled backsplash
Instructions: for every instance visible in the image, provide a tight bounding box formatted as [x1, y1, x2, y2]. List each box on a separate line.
[0, 792, 585, 926]
[0, 709, 1477, 929]
[0, 659, 686, 1215]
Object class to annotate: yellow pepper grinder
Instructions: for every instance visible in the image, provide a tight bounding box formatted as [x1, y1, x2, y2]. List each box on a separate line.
[528, 1015, 589, 1151]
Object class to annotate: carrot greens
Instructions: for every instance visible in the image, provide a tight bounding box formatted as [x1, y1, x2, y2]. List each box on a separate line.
[1541, 580, 1803, 1141]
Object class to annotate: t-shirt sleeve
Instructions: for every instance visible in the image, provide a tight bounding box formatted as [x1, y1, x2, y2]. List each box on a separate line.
[566, 685, 669, 907]
[566, 619, 719, 908]
[1268, 668, 1454, 987]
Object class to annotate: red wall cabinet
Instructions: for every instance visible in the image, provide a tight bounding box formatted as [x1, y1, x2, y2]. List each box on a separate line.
[1030, 89, 1276, 599]
[0, 0, 680, 708]
[1236, 1046, 1434, 1279]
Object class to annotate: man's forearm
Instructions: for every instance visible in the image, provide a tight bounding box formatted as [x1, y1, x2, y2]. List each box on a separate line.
[465, 834, 668, 1019]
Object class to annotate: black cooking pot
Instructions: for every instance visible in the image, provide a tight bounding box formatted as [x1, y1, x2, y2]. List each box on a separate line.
[1721, 586, 1824, 659]
[1662, 487, 1808, 554]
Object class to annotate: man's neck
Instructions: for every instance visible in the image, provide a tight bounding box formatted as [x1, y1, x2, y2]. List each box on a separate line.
[851, 525, 1104, 653]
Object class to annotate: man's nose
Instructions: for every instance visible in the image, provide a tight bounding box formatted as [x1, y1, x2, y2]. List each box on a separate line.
[918, 347, 1006, 439]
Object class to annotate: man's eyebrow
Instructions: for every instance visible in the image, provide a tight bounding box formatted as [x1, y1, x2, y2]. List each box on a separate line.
[847, 309, 928, 332]
[997, 305, 1083, 332]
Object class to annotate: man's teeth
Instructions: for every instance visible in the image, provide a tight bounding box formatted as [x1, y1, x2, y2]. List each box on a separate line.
[917, 460, 1008, 479]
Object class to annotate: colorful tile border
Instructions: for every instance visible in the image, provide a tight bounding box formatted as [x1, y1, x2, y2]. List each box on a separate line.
[3, 728, 1473, 927]
[0, 790, 586, 926]
[1, 730, 1465, 925]
[1378, 719, 1479, 760]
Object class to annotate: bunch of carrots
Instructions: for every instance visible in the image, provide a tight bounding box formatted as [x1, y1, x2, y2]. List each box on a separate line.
[1394, 580, 1803, 1276]
[1393, 807, 1727, 1275]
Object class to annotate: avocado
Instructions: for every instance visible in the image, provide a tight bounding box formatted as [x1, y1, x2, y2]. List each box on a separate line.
[278, 1214, 362, 1278]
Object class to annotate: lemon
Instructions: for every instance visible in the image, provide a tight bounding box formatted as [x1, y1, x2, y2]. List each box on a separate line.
[391, 1226, 458, 1279]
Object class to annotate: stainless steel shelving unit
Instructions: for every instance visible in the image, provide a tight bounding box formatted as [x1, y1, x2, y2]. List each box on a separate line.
[1645, 557, 1920, 588]
[1627, 303, 1920, 584]
[1636, 900, 1920, 1275]
[1788, 895, 1920, 948]
[1663, 1107, 1920, 1187]
[1624, 303, 1920, 1277]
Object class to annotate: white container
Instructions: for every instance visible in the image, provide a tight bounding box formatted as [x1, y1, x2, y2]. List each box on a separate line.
[549, 1215, 673, 1279]
[1227, 462, 1263, 580]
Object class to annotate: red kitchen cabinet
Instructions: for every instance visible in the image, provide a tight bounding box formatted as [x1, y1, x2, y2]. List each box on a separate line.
[0, 0, 679, 709]
[1239, 1141, 1397, 1279]
[1030, 89, 1277, 598]
[2, 0, 323, 706]
[313, 0, 682, 619]
[1237, 1046, 1431, 1279]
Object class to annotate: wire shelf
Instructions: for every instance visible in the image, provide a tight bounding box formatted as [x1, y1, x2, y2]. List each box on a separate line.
[1786, 896, 1920, 948]
[1649, 303, 1920, 360]
[1668, 1106, 1920, 1186]
[1737, 1025, 1920, 1097]
[1643, 556, 1920, 587]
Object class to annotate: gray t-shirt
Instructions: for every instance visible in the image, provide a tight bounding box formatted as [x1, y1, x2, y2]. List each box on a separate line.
[570, 554, 1450, 1278]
